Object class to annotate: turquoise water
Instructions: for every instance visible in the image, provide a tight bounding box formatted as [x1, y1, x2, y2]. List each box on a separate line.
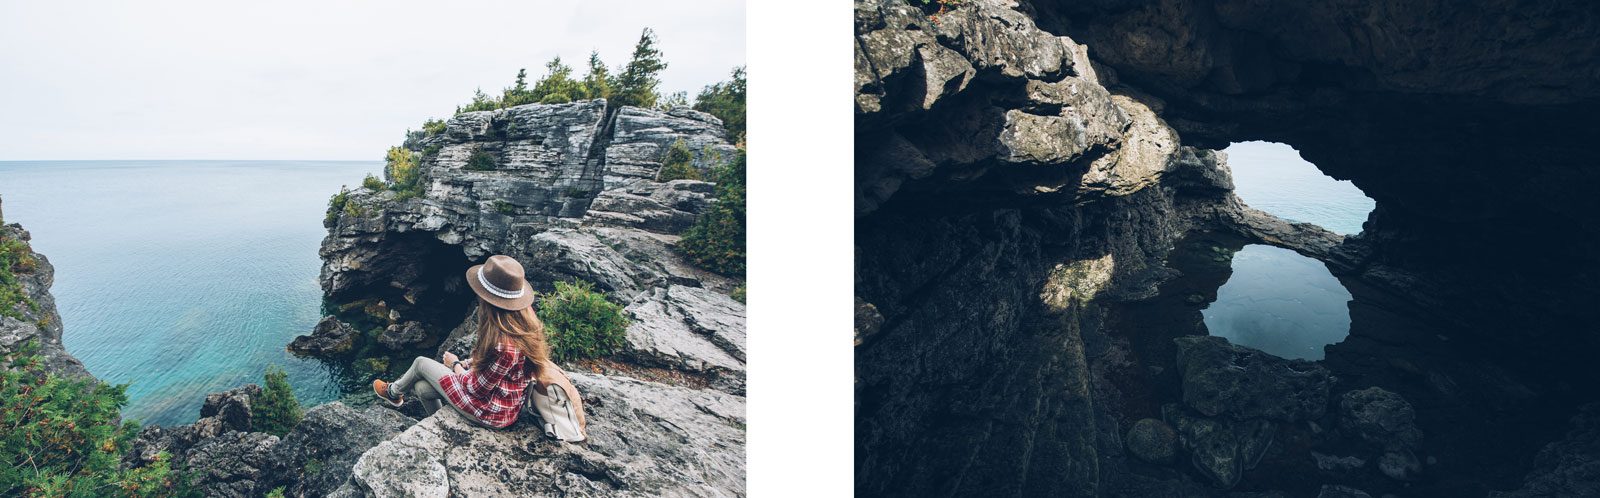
[0, 160, 380, 426]
[1224, 141, 1375, 235]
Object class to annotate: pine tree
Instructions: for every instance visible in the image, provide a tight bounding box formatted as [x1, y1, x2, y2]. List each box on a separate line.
[252, 365, 303, 437]
[581, 50, 613, 101]
[613, 27, 667, 109]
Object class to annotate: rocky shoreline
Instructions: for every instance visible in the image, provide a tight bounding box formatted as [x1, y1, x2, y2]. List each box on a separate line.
[6, 98, 747, 497]
[854, 0, 1600, 496]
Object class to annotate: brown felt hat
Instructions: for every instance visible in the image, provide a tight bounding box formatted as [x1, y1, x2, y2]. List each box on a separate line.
[465, 255, 536, 311]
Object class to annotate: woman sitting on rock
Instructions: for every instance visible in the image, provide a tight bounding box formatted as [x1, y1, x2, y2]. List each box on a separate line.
[372, 254, 547, 428]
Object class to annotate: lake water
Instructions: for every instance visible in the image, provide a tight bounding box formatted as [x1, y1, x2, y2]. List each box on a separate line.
[1224, 141, 1375, 235]
[1202, 244, 1353, 360]
[0, 160, 380, 426]
[1198, 142, 1372, 359]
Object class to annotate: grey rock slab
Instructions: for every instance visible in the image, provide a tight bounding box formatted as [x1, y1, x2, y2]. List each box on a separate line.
[620, 287, 743, 375]
[351, 373, 744, 497]
[266, 402, 418, 498]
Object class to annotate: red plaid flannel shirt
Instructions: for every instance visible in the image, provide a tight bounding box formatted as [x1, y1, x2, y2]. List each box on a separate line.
[438, 340, 532, 428]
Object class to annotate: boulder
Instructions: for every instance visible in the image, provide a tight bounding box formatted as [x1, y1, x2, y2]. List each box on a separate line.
[378, 321, 429, 350]
[200, 383, 263, 433]
[1339, 387, 1422, 450]
[183, 431, 281, 498]
[264, 402, 417, 498]
[1163, 404, 1275, 489]
[1174, 336, 1331, 422]
[1125, 418, 1178, 464]
[289, 316, 359, 355]
[351, 372, 744, 497]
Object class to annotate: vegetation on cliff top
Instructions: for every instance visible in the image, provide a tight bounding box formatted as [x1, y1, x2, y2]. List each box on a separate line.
[539, 280, 631, 362]
[693, 66, 746, 143]
[678, 151, 747, 277]
[455, 28, 667, 114]
[1, 340, 190, 497]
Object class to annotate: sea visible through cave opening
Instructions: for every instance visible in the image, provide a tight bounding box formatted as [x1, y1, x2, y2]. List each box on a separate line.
[1188, 142, 1378, 359]
[1224, 141, 1375, 235]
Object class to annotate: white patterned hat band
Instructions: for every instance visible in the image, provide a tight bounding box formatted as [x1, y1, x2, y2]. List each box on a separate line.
[478, 266, 525, 299]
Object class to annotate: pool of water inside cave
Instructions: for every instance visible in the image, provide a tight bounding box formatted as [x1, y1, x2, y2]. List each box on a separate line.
[1201, 243, 1352, 361]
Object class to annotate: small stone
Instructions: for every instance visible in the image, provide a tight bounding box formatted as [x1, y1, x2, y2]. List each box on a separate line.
[1125, 418, 1177, 464]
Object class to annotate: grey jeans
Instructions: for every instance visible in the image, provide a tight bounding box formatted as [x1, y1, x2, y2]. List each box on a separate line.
[390, 356, 495, 427]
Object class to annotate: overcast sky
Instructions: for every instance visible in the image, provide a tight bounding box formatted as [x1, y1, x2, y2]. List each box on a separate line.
[0, 1, 745, 160]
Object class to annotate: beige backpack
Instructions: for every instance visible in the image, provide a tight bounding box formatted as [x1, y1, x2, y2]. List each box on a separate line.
[525, 359, 587, 442]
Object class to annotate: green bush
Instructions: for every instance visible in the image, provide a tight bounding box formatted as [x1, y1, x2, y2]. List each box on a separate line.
[266, 487, 286, 498]
[1, 234, 38, 320]
[730, 284, 746, 304]
[493, 200, 515, 215]
[385, 146, 422, 196]
[325, 188, 351, 224]
[252, 365, 303, 437]
[361, 174, 385, 192]
[678, 151, 746, 276]
[693, 66, 746, 143]
[465, 148, 497, 171]
[1, 340, 186, 497]
[423, 145, 441, 157]
[421, 118, 447, 137]
[539, 280, 631, 362]
[656, 139, 701, 182]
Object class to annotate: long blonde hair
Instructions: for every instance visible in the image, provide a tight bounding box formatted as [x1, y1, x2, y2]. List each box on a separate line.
[470, 299, 551, 377]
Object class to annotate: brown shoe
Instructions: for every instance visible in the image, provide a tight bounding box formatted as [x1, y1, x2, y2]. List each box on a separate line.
[373, 379, 403, 407]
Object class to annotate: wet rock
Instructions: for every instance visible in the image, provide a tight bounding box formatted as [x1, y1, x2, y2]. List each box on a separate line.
[1126, 418, 1178, 464]
[289, 316, 359, 355]
[1316, 484, 1374, 498]
[264, 402, 417, 498]
[351, 372, 744, 497]
[1339, 387, 1422, 450]
[378, 321, 428, 350]
[1174, 336, 1331, 422]
[184, 431, 280, 498]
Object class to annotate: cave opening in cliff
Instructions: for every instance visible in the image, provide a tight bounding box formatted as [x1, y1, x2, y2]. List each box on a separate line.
[1223, 141, 1375, 235]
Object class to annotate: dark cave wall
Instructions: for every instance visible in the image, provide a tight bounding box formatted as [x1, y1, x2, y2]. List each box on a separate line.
[1024, 0, 1600, 341]
[857, 0, 1600, 496]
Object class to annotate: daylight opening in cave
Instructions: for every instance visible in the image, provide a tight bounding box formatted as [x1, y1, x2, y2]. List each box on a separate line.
[1224, 141, 1375, 235]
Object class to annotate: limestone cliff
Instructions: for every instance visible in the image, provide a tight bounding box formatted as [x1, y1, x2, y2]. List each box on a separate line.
[855, 0, 1600, 496]
[118, 100, 747, 497]
[0, 198, 90, 380]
